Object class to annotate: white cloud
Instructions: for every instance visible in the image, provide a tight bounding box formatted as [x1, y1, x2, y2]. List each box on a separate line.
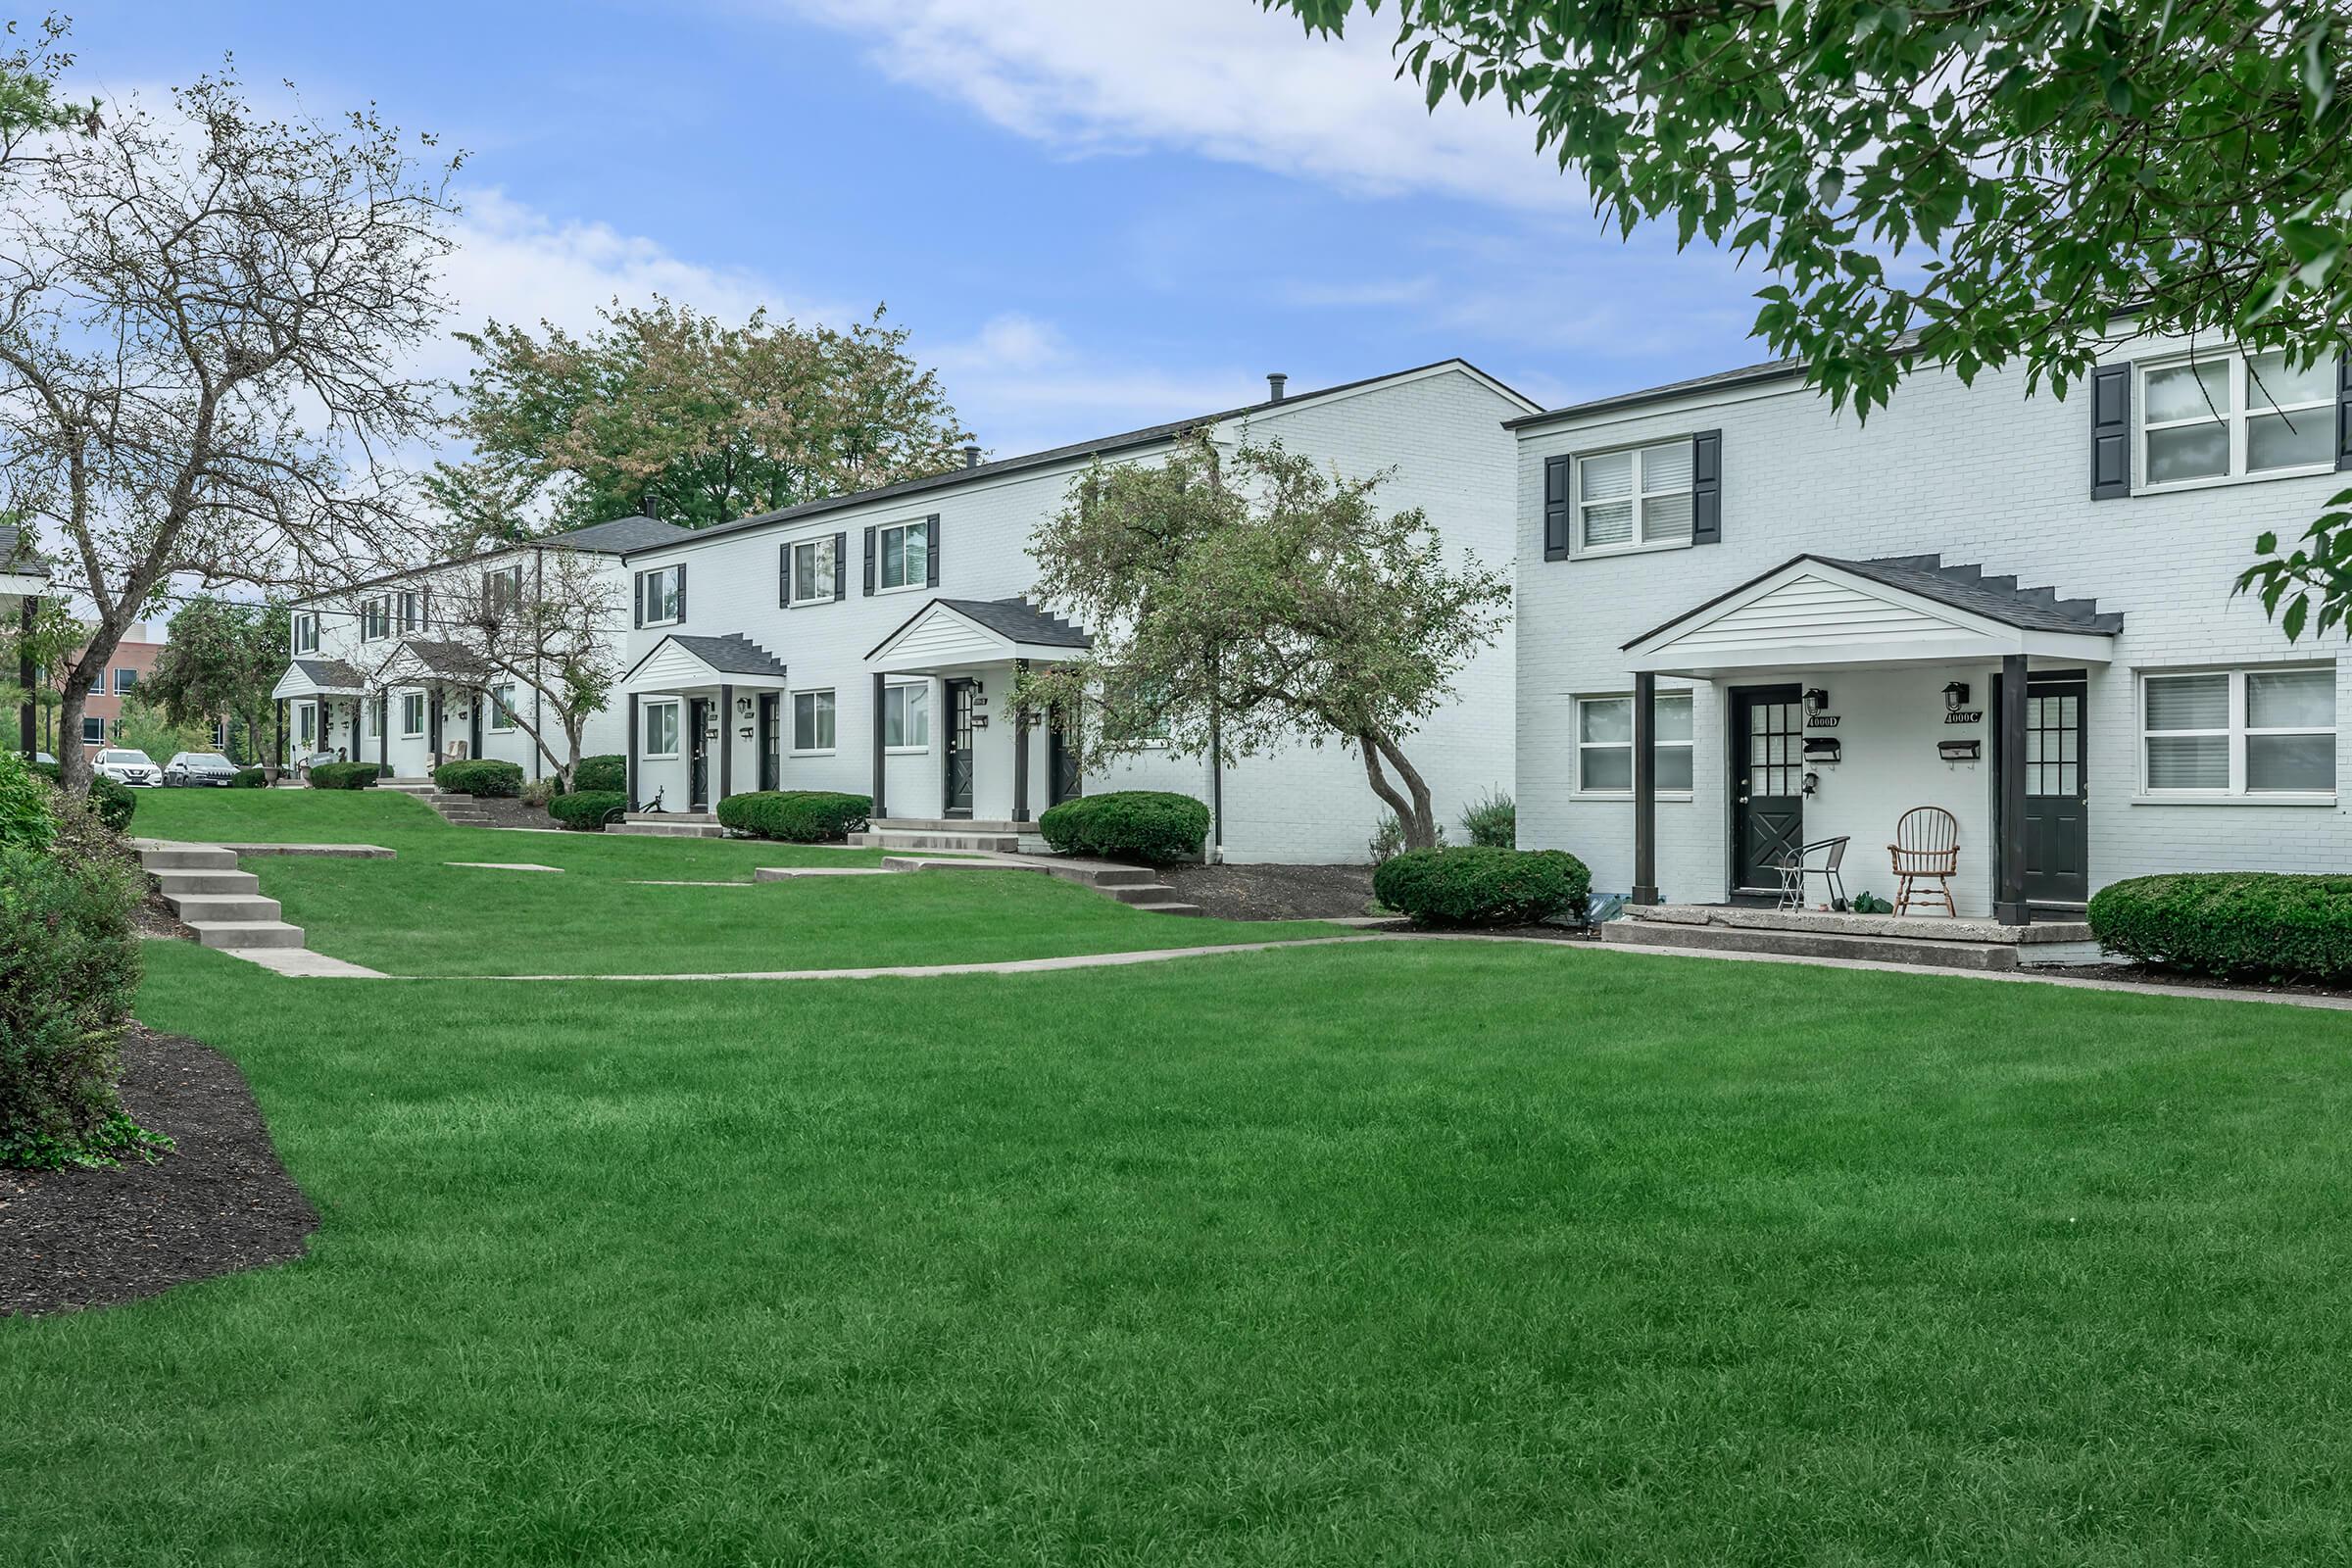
[754, 0, 1573, 212]
[929, 312, 1262, 455]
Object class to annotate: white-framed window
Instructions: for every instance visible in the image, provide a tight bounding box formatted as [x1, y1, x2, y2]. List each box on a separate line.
[790, 536, 838, 604]
[297, 704, 318, 747]
[368, 695, 387, 741]
[2141, 665, 2336, 797]
[882, 681, 929, 750]
[397, 590, 420, 632]
[1576, 692, 1695, 795]
[877, 519, 932, 591]
[1576, 440, 1694, 556]
[636, 564, 683, 627]
[361, 595, 391, 641]
[793, 689, 837, 754]
[488, 682, 517, 733]
[114, 667, 137, 695]
[291, 612, 319, 655]
[401, 692, 425, 738]
[81, 714, 104, 745]
[483, 564, 523, 616]
[2138, 349, 2339, 490]
[641, 699, 680, 760]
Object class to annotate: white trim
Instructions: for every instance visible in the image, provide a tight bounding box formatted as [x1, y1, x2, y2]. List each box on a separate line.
[1571, 438, 1697, 560]
[2134, 347, 2341, 494]
[787, 536, 841, 606]
[1572, 691, 1696, 800]
[791, 688, 838, 756]
[881, 679, 931, 753]
[635, 564, 684, 629]
[2137, 662, 2336, 800]
[874, 518, 933, 594]
[640, 698, 682, 760]
[400, 691, 426, 739]
[488, 682, 517, 734]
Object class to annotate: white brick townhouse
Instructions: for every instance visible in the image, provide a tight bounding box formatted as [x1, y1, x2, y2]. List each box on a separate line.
[1512, 333, 2351, 922]
[614, 361, 1536, 860]
[271, 514, 689, 778]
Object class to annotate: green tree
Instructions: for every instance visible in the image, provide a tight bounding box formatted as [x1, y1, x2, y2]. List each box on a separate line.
[110, 695, 214, 765]
[1016, 435, 1510, 852]
[0, 595, 86, 752]
[143, 597, 291, 769]
[428, 299, 971, 549]
[1265, 0, 2352, 635]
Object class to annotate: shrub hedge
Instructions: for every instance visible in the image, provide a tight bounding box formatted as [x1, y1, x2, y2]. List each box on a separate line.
[1373, 846, 1592, 929]
[2087, 872, 2352, 983]
[549, 790, 625, 832]
[1, 750, 54, 852]
[306, 761, 380, 790]
[229, 767, 269, 788]
[2, 795, 157, 1168]
[433, 759, 524, 798]
[30, 761, 135, 833]
[1038, 791, 1209, 864]
[571, 754, 625, 794]
[716, 791, 872, 843]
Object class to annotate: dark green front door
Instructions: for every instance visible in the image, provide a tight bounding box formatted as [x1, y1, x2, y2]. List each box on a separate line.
[758, 693, 780, 792]
[1731, 685, 1805, 895]
[943, 679, 976, 816]
[2024, 672, 2089, 903]
[688, 698, 711, 810]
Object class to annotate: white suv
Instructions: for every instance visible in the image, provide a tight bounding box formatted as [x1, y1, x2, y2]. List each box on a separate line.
[92, 748, 162, 787]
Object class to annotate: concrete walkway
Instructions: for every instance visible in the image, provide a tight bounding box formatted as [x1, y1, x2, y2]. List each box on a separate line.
[426, 934, 1384, 982]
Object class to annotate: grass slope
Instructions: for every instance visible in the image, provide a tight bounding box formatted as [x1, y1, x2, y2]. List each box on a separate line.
[5, 940, 2350, 1563]
[129, 790, 1337, 975]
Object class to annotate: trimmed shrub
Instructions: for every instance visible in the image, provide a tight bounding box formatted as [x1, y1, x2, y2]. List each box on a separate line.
[571, 754, 625, 794]
[549, 790, 626, 832]
[306, 760, 380, 790]
[716, 790, 872, 843]
[31, 761, 135, 833]
[1038, 791, 1210, 864]
[1373, 846, 1592, 929]
[433, 759, 524, 798]
[0, 749, 55, 852]
[229, 767, 269, 788]
[2, 797, 162, 1169]
[2088, 872, 2352, 983]
[520, 776, 556, 808]
[1459, 788, 1516, 849]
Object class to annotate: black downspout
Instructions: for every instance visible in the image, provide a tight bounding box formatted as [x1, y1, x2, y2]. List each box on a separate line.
[625, 692, 640, 811]
[870, 670, 887, 820]
[1632, 671, 1659, 905]
[1994, 654, 2031, 926]
[17, 595, 34, 758]
[1012, 659, 1030, 824]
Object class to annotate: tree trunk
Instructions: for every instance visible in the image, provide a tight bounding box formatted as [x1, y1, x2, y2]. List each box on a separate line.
[53, 657, 109, 797]
[1356, 729, 1440, 851]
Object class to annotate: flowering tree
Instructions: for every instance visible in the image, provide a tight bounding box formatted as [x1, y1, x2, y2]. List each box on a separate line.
[1017, 435, 1510, 851]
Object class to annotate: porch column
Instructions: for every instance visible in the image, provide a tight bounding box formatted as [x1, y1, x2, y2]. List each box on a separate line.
[1994, 653, 2031, 926]
[1011, 658, 1030, 824]
[17, 595, 35, 759]
[717, 683, 734, 802]
[870, 670, 887, 819]
[376, 696, 387, 775]
[625, 692, 639, 809]
[274, 699, 285, 771]
[1632, 671, 1660, 906]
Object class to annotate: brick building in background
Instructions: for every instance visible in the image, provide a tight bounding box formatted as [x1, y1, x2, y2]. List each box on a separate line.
[55, 623, 165, 757]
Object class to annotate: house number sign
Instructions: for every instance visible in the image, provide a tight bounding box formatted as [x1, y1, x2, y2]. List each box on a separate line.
[1943, 710, 1984, 724]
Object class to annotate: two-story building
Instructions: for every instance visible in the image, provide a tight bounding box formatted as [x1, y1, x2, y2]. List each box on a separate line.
[613, 361, 1536, 860]
[272, 514, 689, 779]
[1512, 335, 2350, 923]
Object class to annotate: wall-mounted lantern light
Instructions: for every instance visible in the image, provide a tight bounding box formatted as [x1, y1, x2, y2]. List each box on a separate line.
[1802, 770, 1821, 796]
[1942, 680, 1971, 711]
[1802, 687, 1830, 713]
[735, 695, 754, 718]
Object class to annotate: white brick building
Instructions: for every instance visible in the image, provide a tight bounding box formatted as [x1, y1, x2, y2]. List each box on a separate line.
[1512, 334, 2350, 920]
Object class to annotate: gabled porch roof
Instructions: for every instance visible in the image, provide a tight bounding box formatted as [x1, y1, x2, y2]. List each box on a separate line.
[866, 596, 1091, 675]
[372, 638, 493, 689]
[1623, 553, 2122, 678]
[270, 658, 367, 701]
[621, 633, 789, 693]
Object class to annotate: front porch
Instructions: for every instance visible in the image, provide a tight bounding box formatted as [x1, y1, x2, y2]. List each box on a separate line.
[1602, 902, 2105, 971]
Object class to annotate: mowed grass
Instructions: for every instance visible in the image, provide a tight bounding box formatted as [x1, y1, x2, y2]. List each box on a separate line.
[128, 789, 1338, 975]
[5, 939, 2352, 1563]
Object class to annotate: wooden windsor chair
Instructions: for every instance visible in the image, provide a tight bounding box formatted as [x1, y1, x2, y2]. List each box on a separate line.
[1888, 807, 1960, 917]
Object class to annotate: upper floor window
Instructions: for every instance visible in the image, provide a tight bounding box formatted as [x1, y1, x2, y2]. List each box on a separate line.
[2139, 350, 2339, 489]
[290, 612, 319, 655]
[878, 519, 931, 591]
[483, 564, 524, 616]
[789, 536, 838, 604]
[81, 715, 104, 745]
[397, 590, 421, 632]
[361, 595, 391, 641]
[636, 564, 684, 628]
[2142, 664, 2336, 797]
[114, 667, 137, 695]
[1577, 441, 1693, 555]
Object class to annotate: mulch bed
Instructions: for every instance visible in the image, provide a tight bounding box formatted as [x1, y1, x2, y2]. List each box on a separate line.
[132, 887, 197, 943]
[449, 795, 564, 831]
[2, 1026, 318, 1318]
[1160, 861, 1381, 920]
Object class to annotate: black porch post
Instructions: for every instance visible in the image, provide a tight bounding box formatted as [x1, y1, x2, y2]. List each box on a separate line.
[625, 692, 640, 809]
[376, 695, 388, 775]
[717, 683, 734, 803]
[1994, 653, 2031, 926]
[1011, 658, 1030, 824]
[1632, 671, 1660, 905]
[870, 670, 887, 820]
[17, 595, 35, 758]
[273, 699, 286, 775]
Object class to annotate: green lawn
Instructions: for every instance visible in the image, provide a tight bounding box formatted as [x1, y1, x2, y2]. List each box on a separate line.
[6, 938, 2351, 1563]
[128, 789, 1339, 975]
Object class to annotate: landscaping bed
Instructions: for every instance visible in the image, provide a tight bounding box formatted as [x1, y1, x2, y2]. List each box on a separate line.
[458, 796, 564, 832]
[2, 1025, 316, 1317]
[1159, 860, 1379, 920]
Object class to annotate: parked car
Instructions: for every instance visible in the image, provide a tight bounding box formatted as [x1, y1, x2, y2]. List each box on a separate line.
[165, 751, 240, 787]
[91, 747, 162, 787]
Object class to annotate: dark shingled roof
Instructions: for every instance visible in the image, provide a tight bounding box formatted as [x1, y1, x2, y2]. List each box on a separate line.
[540, 514, 695, 554]
[665, 633, 788, 678]
[384, 639, 494, 681]
[936, 597, 1091, 648]
[0, 521, 49, 575]
[1821, 554, 2125, 634]
[290, 658, 366, 691]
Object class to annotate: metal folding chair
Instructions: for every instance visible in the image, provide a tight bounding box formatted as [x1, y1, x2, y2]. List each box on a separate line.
[1777, 836, 1850, 910]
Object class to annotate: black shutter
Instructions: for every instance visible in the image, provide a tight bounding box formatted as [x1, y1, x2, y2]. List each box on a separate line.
[675, 564, 686, 623]
[632, 573, 644, 629]
[863, 526, 877, 595]
[925, 514, 941, 587]
[1690, 429, 1722, 546]
[778, 544, 791, 608]
[2090, 363, 2132, 499]
[834, 532, 849, 601]
[1542, 456, 1571, 561]
[2336, 353, 2352, 471]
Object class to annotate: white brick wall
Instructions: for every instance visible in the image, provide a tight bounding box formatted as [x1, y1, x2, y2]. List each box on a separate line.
[1515, 337, 2352, 907]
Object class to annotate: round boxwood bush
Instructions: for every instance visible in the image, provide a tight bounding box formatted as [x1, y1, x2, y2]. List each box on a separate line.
[229, 767, 269, 788]
[432, 759, 523, 798]
[306, 760, 380, 790]
[716, 790, 872, 843]
[30, 761, 134, 834]
[1373, 846, 1592, 928]
[1037, 791, 1209, 864]
[549, 790, 626, 832]
[2088, 872, 2352, 983]
[571, 754, 625, 794]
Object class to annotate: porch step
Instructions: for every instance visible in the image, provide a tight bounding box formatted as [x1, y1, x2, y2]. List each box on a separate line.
[130, 843, 239, 871]
[187, 919, 308, 951]
[877, 854, 1199, 913]
[608, 820, 725, 839]
[152, 869, 262, 897]
[852, 830, 1022, 853]
[1601, 917, 2021, 971]
[871, 817, 1034, 833]
[627, 811, 718, 824]
[163, 893, 283, 924]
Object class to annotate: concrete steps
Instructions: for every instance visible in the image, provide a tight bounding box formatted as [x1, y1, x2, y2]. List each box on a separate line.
[1601, 916, 2021, 971]
[610, 811, 723, 839]
[878, 854, 1202, 916]
[135, 842, 308, 953]
[853, 829, 1022, 853]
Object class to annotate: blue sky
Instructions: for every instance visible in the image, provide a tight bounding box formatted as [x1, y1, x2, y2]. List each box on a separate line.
[67, 0, 1770, 459]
